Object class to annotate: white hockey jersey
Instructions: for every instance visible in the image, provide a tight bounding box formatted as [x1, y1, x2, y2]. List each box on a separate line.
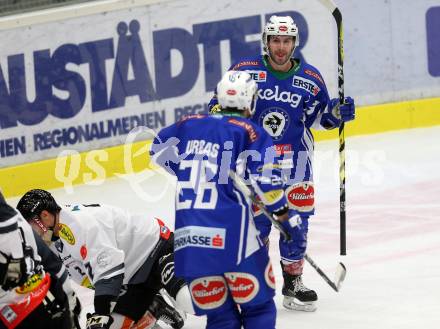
[54, 204, 161, 286]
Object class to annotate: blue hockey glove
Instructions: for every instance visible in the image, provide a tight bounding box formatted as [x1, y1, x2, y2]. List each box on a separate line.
[340, 96, 355, 122]
[321, 97, 355, 129]
[279, 213, 302, 243]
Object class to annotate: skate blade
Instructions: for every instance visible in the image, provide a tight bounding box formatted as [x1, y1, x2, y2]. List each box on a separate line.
[282, 296, 317, 312]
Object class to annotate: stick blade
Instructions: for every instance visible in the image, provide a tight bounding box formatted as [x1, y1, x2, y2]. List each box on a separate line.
[334, 262, 347, 291]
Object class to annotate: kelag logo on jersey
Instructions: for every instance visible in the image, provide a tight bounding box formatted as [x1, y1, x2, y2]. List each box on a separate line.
[427, 7, 440, 77]
[174, 226, 226, 251]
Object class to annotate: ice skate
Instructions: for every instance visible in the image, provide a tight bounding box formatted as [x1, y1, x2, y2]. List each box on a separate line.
[149, 294, 185, 329]
[281, 260, 318, 312]
[282, 273, 318, 312]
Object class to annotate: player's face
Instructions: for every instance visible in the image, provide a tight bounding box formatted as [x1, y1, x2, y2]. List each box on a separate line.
[267, 35, 295, 67]
[29, 210, 57, 240]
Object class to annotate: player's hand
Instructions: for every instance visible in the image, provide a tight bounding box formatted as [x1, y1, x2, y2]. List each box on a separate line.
[322, 97, 355, 129]
[329, 97, 355, 122]
[86, 313, 113, 329]
[340, 96, 355, 122]
[279, 212, 302, 243]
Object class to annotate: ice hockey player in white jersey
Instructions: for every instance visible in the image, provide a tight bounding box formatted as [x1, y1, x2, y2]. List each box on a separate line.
[1, 191, 79, 329]
[17, 189, 193, 329]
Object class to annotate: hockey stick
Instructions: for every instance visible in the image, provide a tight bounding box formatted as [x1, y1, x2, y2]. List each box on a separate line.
[317, 0, 347, 256]
[229, 170, 294, 242]
[229, 171, 346, 292]
[304, 255, 346, 292]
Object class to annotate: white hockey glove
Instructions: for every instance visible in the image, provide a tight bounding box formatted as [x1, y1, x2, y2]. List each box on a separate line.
[86, 313, 114, 329]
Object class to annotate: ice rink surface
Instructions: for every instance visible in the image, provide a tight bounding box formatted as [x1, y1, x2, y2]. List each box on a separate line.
[8, 126, 440, 329]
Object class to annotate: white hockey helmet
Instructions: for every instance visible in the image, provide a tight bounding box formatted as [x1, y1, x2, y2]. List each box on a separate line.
[217, 71, 258, 115]
[262, 15, 299, 50]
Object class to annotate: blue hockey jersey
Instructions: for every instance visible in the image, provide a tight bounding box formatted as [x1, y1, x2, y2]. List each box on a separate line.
[209, 55, 331, 186]
[151, 114, 287, 277]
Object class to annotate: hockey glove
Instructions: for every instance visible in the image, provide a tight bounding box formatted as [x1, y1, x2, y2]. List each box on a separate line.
[86, 313, 114, 329]
[280, 213, 302, 243]
[321, 96, 355, 129]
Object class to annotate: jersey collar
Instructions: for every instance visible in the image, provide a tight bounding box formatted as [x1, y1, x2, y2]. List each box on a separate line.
[262, 55, 301, 80]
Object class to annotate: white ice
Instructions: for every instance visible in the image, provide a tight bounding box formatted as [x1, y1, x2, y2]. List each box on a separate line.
[8, 126, 440, 329]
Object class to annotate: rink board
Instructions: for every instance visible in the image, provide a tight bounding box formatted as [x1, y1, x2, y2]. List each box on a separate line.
[2, 97, 440, 198]
[1, 0, 440, 197]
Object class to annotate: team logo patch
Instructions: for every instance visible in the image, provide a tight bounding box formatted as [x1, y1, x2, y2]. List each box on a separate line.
[156, 218, 171, 240]
[161, 262, 175, 285]
[97, 251, 111, 268]
[59, 223, 75, 245]
[259, 108, 290, 140]
[247, 70, 267, 82]
[190, 276, 228, 310]
[224, 272, 259, 304]
[286, 182, 315, 212]
[264, 262, 276, 289]
[293, 76, 321, 96]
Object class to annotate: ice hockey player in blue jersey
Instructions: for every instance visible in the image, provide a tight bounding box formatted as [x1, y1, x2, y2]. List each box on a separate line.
[151, 70, 299, 329]
[209, 15, 356, 312]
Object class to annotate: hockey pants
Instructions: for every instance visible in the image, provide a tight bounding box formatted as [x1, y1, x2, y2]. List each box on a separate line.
[185, 247, 276, 329]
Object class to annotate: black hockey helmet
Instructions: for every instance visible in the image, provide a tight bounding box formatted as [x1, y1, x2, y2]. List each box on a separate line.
[17, 189, 61, 221]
